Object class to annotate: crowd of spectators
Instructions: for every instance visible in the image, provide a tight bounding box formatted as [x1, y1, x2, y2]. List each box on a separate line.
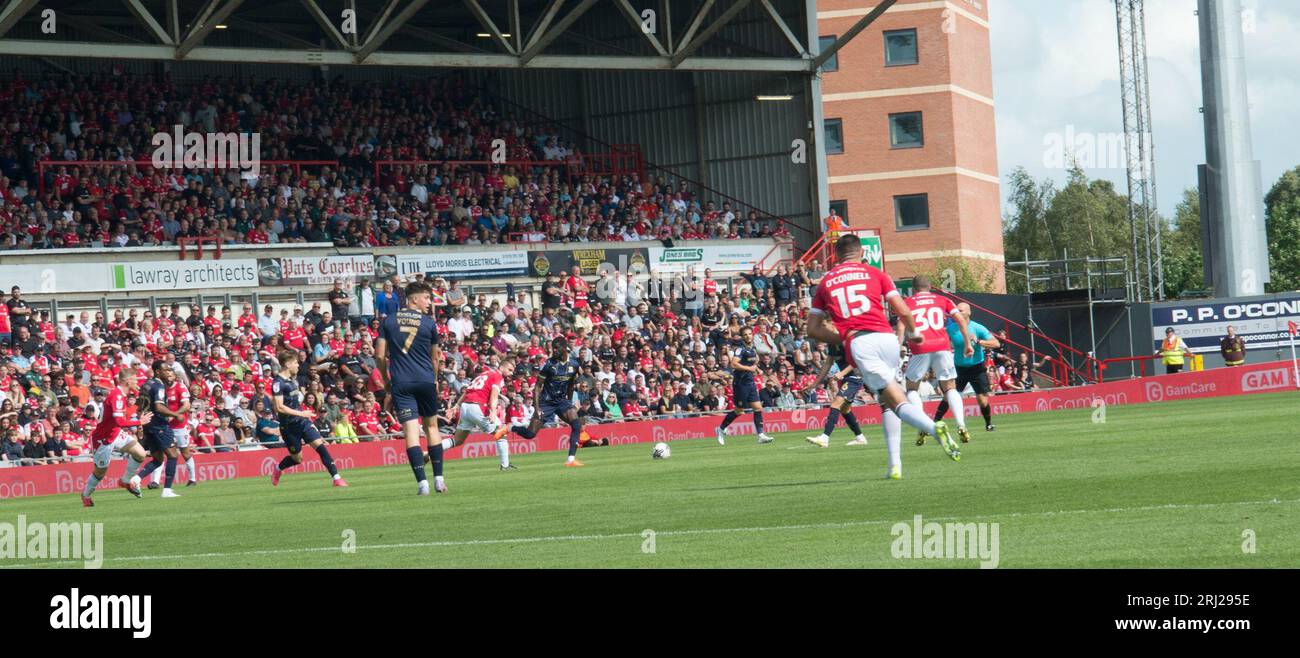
[0, 71, 794, 251]
[0, 254, 1056, 468]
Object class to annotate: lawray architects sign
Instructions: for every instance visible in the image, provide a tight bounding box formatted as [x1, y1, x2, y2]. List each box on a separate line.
[648, 244, 783, 274]
[112, 260, 258, 291]
[256, 256, 376, 286]
[0, 261, 258, 293]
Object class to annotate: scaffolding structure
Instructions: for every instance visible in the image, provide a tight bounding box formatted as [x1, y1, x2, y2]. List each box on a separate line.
[1009, 252, 1142, 381]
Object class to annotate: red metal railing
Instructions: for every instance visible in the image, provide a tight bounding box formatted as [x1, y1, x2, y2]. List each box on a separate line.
[37, 160, 339, 197]
[798, 226, 883, 270]
[177, 235, 223, 260]
[1097, 354, 1163, 379]
[372, 159, 574, 189]
[941, 290, 1101, 385]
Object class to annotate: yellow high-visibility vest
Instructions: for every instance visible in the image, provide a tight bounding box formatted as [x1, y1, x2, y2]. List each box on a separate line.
[1160, 337, 1186, 366]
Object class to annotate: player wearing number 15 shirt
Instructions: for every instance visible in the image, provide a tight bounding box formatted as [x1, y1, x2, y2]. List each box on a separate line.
[806, 235, 960, 479]
[376, 280, 445, 495]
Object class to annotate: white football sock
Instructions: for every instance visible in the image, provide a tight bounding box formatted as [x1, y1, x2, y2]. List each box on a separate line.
[83, 473, 101, 498]
[186, 456, 197, 483]
[944, 388, 966, 429]
[882, 409, 902, 469]
[895, 402, 937, 435]
[440, 438, 454, 450]
[123, 455, 142, 479]
[151, 466, 163, 485]
[497, 438, 510, 468]
[905, 389, 923, 407]
[434, 475, 445, 486]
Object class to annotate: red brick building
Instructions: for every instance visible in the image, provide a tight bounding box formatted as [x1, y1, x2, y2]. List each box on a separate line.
[818, 0, 1004, 291]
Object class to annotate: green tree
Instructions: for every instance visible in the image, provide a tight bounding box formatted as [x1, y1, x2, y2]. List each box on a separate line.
[1002, 164, 1137, 294]
[1161, 187, 1205, 298]
[1265, 166, 1300, 292]
[916, 251, 1001, 294]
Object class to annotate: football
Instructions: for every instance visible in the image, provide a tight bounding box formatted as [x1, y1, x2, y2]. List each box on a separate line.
[651, 442, 672, 459]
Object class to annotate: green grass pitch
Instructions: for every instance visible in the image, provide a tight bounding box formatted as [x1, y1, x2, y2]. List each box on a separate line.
[3, 391, 1298, 568]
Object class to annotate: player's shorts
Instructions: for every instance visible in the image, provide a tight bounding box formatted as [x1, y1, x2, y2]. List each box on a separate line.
[905, 350, 957, 382]
[456, 402, 501, 435]
[390, 381, 439, 423]
[141, 424, 175, 453]
[172, 428, 190, 450]
[839, 375, 865, 401]
[280, 418, 322, 451]
[848, 331, 902, 393]
[92, 429, 134, 469]
[733, 380, 761, 407]
[955, 365, 991, 396]
[537, 399, 575, 425]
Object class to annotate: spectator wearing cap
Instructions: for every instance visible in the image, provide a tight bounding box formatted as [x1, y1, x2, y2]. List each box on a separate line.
[1156, 327, 1193, 375]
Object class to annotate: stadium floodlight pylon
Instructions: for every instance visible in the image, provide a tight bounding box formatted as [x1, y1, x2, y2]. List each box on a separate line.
[1114, 0, 1163, 302]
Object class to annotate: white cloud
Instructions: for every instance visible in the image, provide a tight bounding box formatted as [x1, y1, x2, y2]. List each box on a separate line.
[991, 0, 1300, 219]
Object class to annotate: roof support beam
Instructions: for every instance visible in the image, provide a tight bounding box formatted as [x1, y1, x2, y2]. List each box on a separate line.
[122, 0, 174, 45]
[615, 0, 668, 56]
[524, 0, 564, 52]
[463, 0, 513, 55]
[508, 0, 521, 53]
[0, 0, 39, 38]
[671, 0, 750, 68]
[177, 0, 244, 59]
[300, 0, 350, 50]
[518, 0, 597, 66]
[353, 0, 430, 64]
[811, 0, 895, 71]
[167, 0, 180, 43]
[0, 39, 810, 72]
[361, 0, 400, 46]
[759, 0, 805, 57]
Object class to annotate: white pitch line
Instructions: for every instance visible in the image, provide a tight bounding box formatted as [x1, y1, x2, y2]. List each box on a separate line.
[4, 497, 1296, 568]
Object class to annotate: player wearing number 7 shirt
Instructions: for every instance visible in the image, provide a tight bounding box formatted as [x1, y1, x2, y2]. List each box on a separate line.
[806, 235, 961, 480]
[897, 275, 975, 447]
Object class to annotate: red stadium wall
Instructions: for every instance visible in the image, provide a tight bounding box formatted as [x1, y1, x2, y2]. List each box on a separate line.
[1, 361, 1295, 499]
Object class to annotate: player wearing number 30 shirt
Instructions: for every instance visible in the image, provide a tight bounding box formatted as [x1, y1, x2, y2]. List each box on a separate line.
[899, 275, 975, 447]
[806, 235, 962, 478]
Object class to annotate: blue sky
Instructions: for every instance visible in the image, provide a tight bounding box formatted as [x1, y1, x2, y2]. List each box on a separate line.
[990, 0, 1299, 219]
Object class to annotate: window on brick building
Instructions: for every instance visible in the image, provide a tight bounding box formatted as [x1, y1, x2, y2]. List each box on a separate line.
[894, 194, 929, 231]
[884, 28, 918, 66]
[824, 119, 844, 154]
[888, 112, 923, 149]
[829, 200, 848, 224]
[819, 35, 839, 72]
